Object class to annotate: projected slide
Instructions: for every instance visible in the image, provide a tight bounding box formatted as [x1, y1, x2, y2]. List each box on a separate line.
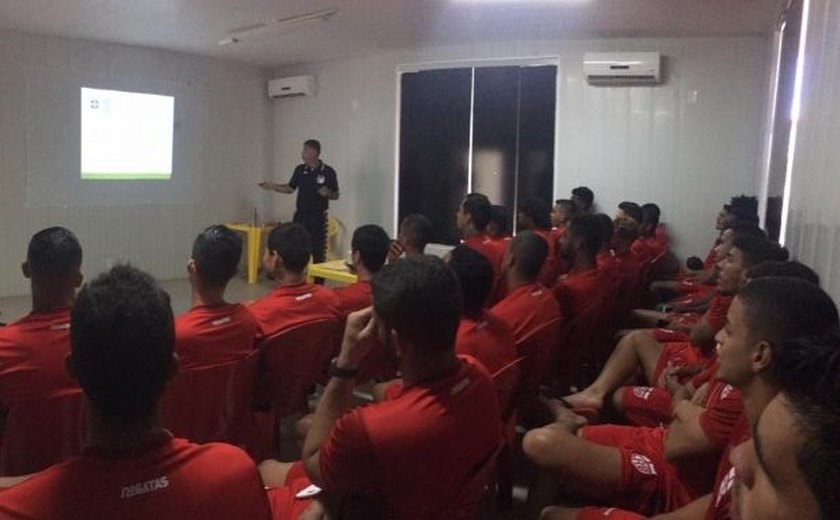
[81, 88, 174, 180]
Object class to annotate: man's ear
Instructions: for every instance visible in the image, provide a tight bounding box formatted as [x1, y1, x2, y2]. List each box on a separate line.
[352, 250, 361, 268]
[72, 269, 83, 289]
[752, 340, 773, 373]
[21, 261, 31, 280]
[168, 353, 180, 382]
[187, 258, 197, 276]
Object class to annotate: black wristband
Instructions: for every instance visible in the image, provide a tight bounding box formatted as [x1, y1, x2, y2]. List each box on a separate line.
[328, 358, 359, 379]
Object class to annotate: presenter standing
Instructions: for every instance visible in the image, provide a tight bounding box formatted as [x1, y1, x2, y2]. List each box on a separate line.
[260, 139, 339, 263]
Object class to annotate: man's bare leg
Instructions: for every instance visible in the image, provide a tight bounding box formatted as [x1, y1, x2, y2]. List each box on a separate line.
[563, 330, 664, 411]
[258, 460, 297, 487]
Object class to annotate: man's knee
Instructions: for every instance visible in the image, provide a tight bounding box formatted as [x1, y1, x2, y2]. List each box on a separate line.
[523, 426, 574, 468]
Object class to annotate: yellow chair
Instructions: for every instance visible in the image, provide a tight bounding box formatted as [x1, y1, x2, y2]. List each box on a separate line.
[326, 216, 344, 261]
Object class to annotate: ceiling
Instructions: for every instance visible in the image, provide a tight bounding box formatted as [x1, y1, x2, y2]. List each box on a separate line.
[0, 0, 786, 67]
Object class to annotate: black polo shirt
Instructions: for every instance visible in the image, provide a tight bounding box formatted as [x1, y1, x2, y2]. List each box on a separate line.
[288, 161, 338, 212]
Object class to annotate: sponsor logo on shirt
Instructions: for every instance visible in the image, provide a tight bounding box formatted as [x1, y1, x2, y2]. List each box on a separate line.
[49, 323, 71, 331]
[633, 387, 654, 401]
[715, 466, 736, 507]
[451, 377, 471, 396]
[630, 453, 657, 476]
[530, 289, 544, 297]
[211, 316, 232, 327]
[121, 476, 170, 499]
[720, 385, 734, 400]
[295, 293, 314, 302]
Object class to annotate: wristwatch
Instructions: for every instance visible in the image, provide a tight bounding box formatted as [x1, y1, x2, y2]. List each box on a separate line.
[328, 357, 359, 379]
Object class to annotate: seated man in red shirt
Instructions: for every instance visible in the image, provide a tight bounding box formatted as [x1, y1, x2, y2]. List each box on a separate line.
[0, 265, 279, 519]
[334, 224, 390, 318]
[0, 228, 83, 474]
[564, 236, 788, 420]
[387, 213, 432, 260]
[487, 204, 512, 242]
[572, 186, 596, 215]
[518, 197, 558, 286]
[261, 256, 502, 519]
[537, 276, 840, 520]
[175, 225, 258, 370]
[448, 245, 516, 375]
[457, 192, 506, 277]
[250, 223, 341, 340]
[552, 199, 578, 237]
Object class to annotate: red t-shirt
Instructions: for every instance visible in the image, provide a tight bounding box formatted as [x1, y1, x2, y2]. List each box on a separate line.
[0, 309, 76, 402]
[174, 303, 257, 371]
[332, 281, 372, 318]
[631, 238, 654, 265]
[705, 294, 734, 333]
[463, 235, 506, 278]
[533, 229, 559, 287]
[552, 268, 605, 321]
[317, 356, 502, 520]
[250, 283, 341, 340]
[455, 311, 517, 375]
[705, 412, 750, 520]
[491, 283, 564, 344]
[0, 436, 273, 519]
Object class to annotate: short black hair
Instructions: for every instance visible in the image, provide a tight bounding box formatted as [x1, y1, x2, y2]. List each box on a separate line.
[489, 205, 509, 235]
[747, 261, 820, 286]
[571, 187, 594, 210]
[593, 214, 614, 249]
[729, 195, 759, 225]
[568, 215, 604, 257]
[351, 224, 391, 273]
[771, 331, 840, 519]
[372, 256, 462, 354]
[191, 225, 242, 288]
[518, 198, 552, 230]
[462, 193, 492, 232]
[732, 236, 789, 268]
[401, 214, 433, 250]
[641, 203, 661, 228]
[448, 245, 494, 317]
[729, 221, 767, 240]
[618, 201, 643, 225]
[27, 227, 83, 279]
[738, 277, 839, 357]
[508, 231, 548, 281]
[267, 223, 312, 272]
[555, 199, 577, 215]
[71, 265, 174, 425]
[303, 139, 321, 155]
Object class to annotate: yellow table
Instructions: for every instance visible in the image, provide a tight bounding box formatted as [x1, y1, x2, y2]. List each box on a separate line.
[226, 223, 275, 284]
[307, 260, 358, 285]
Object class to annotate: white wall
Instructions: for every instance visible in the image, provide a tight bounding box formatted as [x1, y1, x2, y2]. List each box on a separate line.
[782, 0, 840, 301]
[271, 37, 770, 259]
[0, 31, 273, 297]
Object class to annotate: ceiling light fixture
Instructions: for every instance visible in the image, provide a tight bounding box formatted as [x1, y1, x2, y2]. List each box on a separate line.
[219, 8, 338, 46]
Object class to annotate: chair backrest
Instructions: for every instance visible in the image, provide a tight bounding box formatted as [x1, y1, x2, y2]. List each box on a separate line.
[257, 319, 342, 418]
[1, 389, 85, 475]
[491, 357, 525, 423]
[438, 443, 504, 520]
[160, 350, 259, 445]
[515, 317, 563, 411]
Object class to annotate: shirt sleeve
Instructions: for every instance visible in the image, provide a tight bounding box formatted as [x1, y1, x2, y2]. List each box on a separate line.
[705, 295, 732, 332]
[318, 408, 377, 495]
[326, 166, 339, 192]
[698, 383, 743, 448]
[288, 166, 301, 190]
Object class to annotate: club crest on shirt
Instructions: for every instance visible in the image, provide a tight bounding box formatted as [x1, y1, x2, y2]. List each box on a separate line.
[295, 293, 314, 302]
[121, 476, 170, 499]
[633, 387, 654, 400]
[720, 384, 734, 400]
[630, 453, 657, 476]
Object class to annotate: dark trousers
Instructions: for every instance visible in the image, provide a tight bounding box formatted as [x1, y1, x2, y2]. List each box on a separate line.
[294, 209, 327, 264]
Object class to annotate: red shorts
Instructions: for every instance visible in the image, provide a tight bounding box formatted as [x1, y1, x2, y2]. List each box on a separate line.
[652, 329, 690, 344]
[652, 342, 708, 385]
[577, 507, 646, 520]
[619, 386, 673, 427]
[265, 462, 316, 520]
[580, 425, 694, 516]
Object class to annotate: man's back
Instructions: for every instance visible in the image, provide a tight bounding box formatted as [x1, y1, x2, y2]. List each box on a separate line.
[492, 283, 564, 344]
[456, 311, 517, 375]
[0, 437, 272, 520]
[319, 356, 502, 519]
[250, 282, 341, 340]
[332, 281, 372, 318]
[0, 310, 76, 401]
[174, 303, 257, 370]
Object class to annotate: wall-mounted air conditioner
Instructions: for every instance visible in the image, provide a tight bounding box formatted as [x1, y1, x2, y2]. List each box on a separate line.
[584, 52, 662, 85]
[268, 75, 317, 99]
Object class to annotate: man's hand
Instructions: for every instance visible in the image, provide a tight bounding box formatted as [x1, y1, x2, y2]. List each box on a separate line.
[387, 241, 405, 262]
[336, 307, 381, 370]
[690, 382, 710, 406]
[318, 186, 331, 198]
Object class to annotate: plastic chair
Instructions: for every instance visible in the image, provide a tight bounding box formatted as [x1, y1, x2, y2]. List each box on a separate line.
[160, 351, 259, 446]
[326, 216, 344, 261]
[253, 319, 342, 457]
[515, 317, 564, 417]
[1, 390, 85, 476]
[491, 358, 525, 511]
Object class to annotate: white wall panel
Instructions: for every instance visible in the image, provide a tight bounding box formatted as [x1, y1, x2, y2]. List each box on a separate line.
[783, 0, 840, 301]
[0, 30, 273, 297]
[271, 37, 769, 260]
